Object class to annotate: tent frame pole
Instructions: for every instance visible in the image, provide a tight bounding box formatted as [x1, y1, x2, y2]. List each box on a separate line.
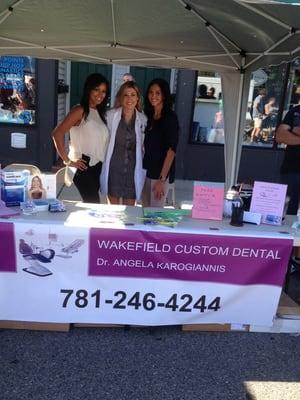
[234, 0, 292, 30]
[0, 0, 24, 25]
[230, 70, 245, 188]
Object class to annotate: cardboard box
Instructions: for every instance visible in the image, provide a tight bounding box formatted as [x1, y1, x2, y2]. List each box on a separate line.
[182, 323, 250, 332]
[0, 320, 70, 332]
[73, 323, 124, 328]
[277, 291, 300, 318]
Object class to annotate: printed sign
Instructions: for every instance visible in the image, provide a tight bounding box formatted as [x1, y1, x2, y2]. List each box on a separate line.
[0, 221, 292, 327]
[28, 174, 56, 200]
[250, 181, 287, 225]
[192, 181, 224, 220]
[89, 228, 289, 286]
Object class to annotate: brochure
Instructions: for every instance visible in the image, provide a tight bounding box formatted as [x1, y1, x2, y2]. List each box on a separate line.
[249, 181, 287, 225]
[28, 174, 56, 200]
[192, 181, 224, 221]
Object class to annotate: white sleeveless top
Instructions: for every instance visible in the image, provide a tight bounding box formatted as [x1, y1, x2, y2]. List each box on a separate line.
[68, 108, 109, 167]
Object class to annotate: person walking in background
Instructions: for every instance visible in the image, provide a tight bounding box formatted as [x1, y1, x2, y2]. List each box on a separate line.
[264, 96, 278, 120]
[101, 81, 147, 206]
[250, 88, 267, 143]
[52, 73, 109, 203]
[142, 78, 179, 207]
[197, 84, 209, 99]
[276, 103, 300, 215]
[122, 73, 135, 83]
[263, 96, 278, 141]
[207, 87, 216, 99]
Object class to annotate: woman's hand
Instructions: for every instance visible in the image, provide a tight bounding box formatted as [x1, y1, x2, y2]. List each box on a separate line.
[70, 158, 88, 171]
[153, 179, 165, 200]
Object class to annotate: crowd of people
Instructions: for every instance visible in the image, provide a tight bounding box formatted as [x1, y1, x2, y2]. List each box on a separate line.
[247, 88, 279, 144]
[52, 73, 179, 207]
[244, 83, 300, 216]
[248, 84, 300, 146]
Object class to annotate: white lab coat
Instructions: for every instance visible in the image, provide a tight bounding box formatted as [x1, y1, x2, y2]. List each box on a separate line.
[100, 108, 147, 200]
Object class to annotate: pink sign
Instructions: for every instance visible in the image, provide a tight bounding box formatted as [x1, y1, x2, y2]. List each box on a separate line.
[89, 228, 292, 287]
[192, 182, 224, 220]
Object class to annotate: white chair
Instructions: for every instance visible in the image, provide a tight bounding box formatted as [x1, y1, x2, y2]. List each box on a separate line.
[165, 182, 176, 207]
[3, 163, 41, 176]
[55, 166, 79, 200]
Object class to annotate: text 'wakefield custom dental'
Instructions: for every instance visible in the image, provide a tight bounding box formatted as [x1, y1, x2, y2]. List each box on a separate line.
[97, 240, 281, 259]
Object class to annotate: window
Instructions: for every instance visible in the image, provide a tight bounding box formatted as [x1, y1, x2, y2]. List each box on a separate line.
[0, 56, 36, 125]
[243, 64, 287, 147]
[190, 73, 224, 145]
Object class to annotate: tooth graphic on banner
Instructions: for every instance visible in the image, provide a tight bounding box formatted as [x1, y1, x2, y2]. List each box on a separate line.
[56, 239, 85, 258]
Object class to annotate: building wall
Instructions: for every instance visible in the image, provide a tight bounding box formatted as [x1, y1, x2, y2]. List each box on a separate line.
[238, 147, 284, 184]
[130, 66, 171, 97]
[70, 62, 113, 107]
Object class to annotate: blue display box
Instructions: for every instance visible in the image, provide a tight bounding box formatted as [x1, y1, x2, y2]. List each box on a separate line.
[1, 171, 27, 206]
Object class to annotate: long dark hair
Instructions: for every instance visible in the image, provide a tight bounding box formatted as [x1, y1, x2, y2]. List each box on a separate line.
[144, 78, 173, 120]
[80, 73, 109, 123]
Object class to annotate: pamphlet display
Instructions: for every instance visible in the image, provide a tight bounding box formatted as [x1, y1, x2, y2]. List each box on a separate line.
[192, 181, 224, 220]
[1, 170, 57, 210]
[249, 181, 287, 225]
[27, 174, 56, 200]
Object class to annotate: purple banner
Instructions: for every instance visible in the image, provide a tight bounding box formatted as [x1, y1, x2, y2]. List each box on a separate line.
[0, 222, 16, 272]
[89, 228, 293, 287]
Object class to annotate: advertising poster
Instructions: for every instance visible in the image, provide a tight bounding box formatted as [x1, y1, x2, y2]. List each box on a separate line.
[0, 56, 36, 125]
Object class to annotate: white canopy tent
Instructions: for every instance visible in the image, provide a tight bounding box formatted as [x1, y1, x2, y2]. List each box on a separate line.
[0, 0, 300, 188]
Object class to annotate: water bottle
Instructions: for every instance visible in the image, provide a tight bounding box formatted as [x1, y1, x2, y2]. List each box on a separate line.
[224, 189, 243, 218]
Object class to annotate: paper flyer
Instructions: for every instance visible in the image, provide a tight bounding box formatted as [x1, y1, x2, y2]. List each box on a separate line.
[192, 181, 224, 220]
[250, 181, 287, 225]
[28, 174, 56, 200]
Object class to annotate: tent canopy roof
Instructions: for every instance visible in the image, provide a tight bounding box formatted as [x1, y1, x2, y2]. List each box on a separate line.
[0, 0, 299, 72]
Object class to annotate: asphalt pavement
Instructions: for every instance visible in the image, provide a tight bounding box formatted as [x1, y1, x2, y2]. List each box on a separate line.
[1, 323, 300, 400]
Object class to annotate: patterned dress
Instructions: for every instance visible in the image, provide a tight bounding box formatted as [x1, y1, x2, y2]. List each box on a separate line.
[108, 114, 137, 199]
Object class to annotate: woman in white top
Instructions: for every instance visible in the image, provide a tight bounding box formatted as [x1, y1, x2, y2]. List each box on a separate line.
[52, 73, 109, 203]
[101, 81, 147, 205]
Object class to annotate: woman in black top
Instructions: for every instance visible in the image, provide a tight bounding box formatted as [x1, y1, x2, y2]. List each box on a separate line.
[142, 78, 179, 207]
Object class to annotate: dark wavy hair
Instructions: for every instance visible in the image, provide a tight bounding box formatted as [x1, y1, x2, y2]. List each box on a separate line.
[144, 78, 173, 120]
[80, 73, 109, 123]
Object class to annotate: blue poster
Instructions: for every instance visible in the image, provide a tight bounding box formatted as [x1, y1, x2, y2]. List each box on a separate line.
[0, 56, 36, 125]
